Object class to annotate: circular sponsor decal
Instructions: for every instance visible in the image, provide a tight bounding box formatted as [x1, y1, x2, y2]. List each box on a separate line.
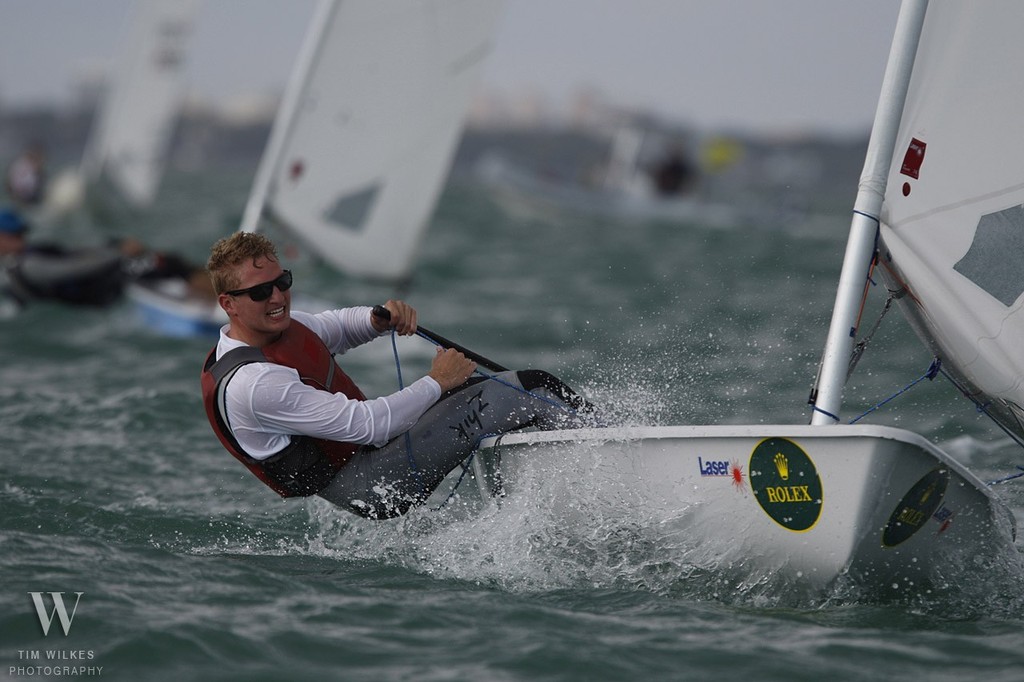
[749, 438, 823, 532]
[882, 468, 949, 547]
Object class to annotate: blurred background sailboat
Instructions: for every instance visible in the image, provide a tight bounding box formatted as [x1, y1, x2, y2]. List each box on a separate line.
[127, 0, 503, 336]
[45, 0, 200, 223]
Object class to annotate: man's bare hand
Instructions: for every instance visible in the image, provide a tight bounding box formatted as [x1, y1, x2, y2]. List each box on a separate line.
[428, 347, 477, 391]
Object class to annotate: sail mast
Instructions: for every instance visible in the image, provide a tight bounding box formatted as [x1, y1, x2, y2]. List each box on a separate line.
[810, 0, 929, 425]
[239, 0, 337, 233]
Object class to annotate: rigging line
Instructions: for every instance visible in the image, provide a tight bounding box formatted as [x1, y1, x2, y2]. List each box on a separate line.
[852, 209, 881, 224]
[434, 451, 476, 510]
[989, 466, 1024, 486]
[853, 252, 878, 331]
[811, 405, 840, 423]
[847, 290, 899, 380]
[809, 220, 881, 409]
[932, 367, 1024, 485]
[432, 431, 502, 511]
[388, 330, 426, 497]
[847, 359, 1024, 479]
[877, 257, 922, 307]
[848, 358, 941, 424]
[936, 365, 1024, 453]
[852, 226, 883, 332]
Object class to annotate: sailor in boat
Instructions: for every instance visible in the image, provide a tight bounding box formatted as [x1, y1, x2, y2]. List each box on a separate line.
[201, 232, 592, 519]
[120, 236, 217, 300]
[648, 144, 696, 197]
[0, 207, 212, 309]
[4, 142, 47, 207]
[1, 207, 125, 307]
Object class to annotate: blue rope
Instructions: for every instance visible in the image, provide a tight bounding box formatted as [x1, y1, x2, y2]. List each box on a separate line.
[845, 357, 1024, 486]
[932, 365, 1024, 484]
[388, 331, 427, 498]
[848, 358, 941, 424]
[852, 208, 881, 224]
[811, 405, 841, 423]
[990, 466, 1024, 485]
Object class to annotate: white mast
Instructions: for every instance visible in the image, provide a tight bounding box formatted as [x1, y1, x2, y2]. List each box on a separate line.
[810, 0, 929, 425]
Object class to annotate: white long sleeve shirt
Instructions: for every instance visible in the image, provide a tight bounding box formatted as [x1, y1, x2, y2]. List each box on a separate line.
[216, 307, 441, 460]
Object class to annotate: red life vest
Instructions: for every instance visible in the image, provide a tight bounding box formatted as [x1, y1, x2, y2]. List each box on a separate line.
[201, 320, 367, 498]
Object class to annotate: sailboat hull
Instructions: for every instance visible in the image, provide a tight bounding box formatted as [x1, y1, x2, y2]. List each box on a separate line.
[473, 424, 1016, 595]
[126, 280, 225, 338]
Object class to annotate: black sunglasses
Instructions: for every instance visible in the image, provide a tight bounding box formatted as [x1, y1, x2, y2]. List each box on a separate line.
[225, 270, 293, 301]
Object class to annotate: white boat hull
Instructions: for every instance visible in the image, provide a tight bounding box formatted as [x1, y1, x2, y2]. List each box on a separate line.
[125, 280, 341, 338]
[473, 424, 1017, 597]
[126, 280, 225, 338]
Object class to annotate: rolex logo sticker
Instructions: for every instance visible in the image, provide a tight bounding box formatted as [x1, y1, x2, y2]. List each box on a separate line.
[882, 468, 949, 547]
[749, 438, 823, 532]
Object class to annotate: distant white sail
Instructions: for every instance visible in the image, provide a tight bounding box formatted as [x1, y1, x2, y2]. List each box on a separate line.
[82, 0, 198, 207]
[877, 2, 1024, 442]
[241, 0, 502, 283]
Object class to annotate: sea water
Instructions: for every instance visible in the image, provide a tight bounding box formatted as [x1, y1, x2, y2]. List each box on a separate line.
[3, 169, 1024, 682]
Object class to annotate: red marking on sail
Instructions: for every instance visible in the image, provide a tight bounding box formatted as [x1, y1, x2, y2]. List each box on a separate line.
[289, 159, 305, 181]
[900, 138, 926, 179]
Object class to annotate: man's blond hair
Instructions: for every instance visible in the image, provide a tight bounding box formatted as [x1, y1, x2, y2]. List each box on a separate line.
[206, 232, 279, 294]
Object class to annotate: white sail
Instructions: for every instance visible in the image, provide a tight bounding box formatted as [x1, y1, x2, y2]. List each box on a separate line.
[876, 2, 1024, 443]
[81, 0, 198, 208]
[241, 0, 502, 283]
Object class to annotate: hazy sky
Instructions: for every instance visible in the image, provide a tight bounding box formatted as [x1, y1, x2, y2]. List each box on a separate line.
[0, 0, 902, 135]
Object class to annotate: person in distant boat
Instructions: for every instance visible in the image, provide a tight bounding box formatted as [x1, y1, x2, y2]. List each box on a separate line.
[0, 207, 126, 307]
[201, 231, 593, 519]
[119, 236, 217, 299]
[649, 145, 696, 197]
[5, 142, 48, 206]
[0, 207, 213, 308]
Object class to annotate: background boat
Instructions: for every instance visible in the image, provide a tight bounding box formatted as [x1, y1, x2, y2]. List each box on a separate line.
[126, 0, 503, 336]
[474, 121, 741, 228]
[46, 0, 200, 222]
[240, 0, 503, 284]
